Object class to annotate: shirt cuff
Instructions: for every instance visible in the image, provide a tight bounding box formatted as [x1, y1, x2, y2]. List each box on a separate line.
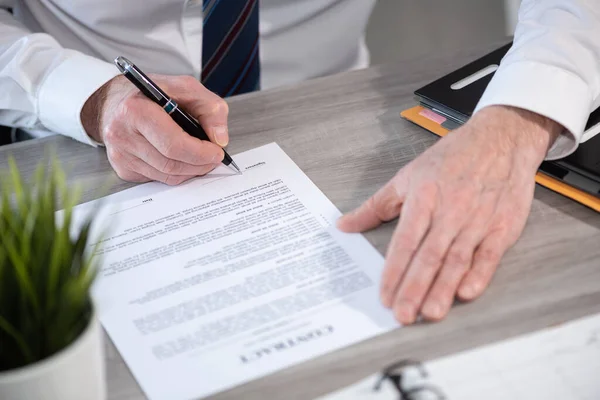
[37, 51, 120, 146]
[474, 61, 593, 160]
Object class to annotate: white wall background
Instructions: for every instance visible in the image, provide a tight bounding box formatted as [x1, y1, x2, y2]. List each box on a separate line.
[504, 0, 521, 34]
[365, 0, 515, 66]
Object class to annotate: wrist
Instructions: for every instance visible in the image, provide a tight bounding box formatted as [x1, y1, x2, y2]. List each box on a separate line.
[81, 82, 110, 144]
[471, 105, 562, 166]
[81, 75, 129, 144]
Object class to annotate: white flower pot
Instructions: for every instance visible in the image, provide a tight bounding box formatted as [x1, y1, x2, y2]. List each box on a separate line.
[0, 313, 106, 400]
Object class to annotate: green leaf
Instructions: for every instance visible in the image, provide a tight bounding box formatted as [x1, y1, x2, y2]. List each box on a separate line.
[0, 152, 103, 371]
[0, 315, 33, 364]
[0, 228, 40, 316]
[8, 158, 25, 215]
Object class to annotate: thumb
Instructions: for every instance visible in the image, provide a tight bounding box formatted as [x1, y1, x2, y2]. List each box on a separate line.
[337, 179, 405, 233]
[160, 75, 230, 147]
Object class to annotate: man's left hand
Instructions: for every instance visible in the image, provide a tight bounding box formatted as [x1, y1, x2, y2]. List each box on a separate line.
[337, 105, 562, 324]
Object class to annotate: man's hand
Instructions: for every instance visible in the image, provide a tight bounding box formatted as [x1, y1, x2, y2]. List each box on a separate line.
[81, 74, 229, 185]
[338, 106, 562, 324]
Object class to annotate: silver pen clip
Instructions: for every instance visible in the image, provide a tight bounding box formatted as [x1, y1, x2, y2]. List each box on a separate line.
[114, 56, 164, 103]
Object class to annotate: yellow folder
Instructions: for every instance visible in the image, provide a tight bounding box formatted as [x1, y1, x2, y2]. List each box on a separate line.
[401, 105, 600, 212]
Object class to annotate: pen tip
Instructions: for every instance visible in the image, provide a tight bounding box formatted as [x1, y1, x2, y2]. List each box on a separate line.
[230, 160, 242, 174]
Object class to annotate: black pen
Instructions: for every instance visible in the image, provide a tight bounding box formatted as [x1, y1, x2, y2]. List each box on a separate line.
[113, 56, 241, 173]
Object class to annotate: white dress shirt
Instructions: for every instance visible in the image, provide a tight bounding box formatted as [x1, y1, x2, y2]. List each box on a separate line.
[0, 0, 598, 160]
[0, 0, 376, 144]
[475, 0, 600, 160]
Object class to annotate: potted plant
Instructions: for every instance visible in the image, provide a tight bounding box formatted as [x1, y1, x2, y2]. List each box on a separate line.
[0, 157, 106, 400]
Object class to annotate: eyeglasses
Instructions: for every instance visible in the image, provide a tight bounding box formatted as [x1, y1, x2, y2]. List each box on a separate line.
[373, 359, 447, 400]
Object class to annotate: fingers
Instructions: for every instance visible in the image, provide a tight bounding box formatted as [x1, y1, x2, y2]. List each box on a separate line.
[98, 74, 230, 185]
[455, 175, 533, 302]
[161, 76, 230, 147]
[379, 192, 432, 309]
[420, 193, 497, 321]
[132, 100, 225, 166]
[337, 175, 406, 233]
[126, 131, 220, 176]
[105, 94, 225, 167]
[107, 147, 216, 186]
[390, 201, 472, 324]
[110, 168, 151, 184]
[456, 190, 527, 302]
[457, 233, 506, 301]
[419, 222, 487, 321]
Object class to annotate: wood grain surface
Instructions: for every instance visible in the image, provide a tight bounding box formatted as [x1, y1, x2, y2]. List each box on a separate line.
[1, 41, 599, 400]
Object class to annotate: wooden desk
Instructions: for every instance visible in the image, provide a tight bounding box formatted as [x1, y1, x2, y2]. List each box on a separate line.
[2, 42, 600, 400]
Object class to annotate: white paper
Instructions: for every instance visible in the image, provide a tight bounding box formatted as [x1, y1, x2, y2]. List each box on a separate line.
[76, 143, 399, 400]
[318, 312, 600, 400]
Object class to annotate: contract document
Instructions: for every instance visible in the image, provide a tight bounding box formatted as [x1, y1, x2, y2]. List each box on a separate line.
[78, 143, 399, 400]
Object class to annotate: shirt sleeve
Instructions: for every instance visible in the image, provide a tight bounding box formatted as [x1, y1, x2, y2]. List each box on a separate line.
[0, 6, 119, 146]
[474, 0, 600, 160]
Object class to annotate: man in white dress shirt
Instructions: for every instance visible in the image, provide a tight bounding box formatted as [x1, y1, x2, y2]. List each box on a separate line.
[0, 0, 598, 324]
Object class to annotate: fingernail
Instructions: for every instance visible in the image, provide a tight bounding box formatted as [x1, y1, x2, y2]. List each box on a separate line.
[423, 302, 442, 319]
[380, 287, 392, 308]
[460, 282, 479, 299]
[336, 216, 349, 229]
[460, 286, 474, 299]
[380, 295, 391, 309]
[213, 126, 228, 147]
[395, 300, 415, 323]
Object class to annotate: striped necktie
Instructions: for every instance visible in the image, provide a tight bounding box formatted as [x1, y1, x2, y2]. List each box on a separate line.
[201, 0, 260, 98]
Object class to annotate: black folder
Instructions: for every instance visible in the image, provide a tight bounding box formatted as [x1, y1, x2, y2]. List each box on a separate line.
[413, 42, 600, 200]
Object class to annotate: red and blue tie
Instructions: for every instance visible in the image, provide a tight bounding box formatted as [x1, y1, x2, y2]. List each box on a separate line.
[201, 0, 260, 98]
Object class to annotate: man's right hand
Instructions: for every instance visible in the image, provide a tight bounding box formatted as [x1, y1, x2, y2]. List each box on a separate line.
[81, 74, 229, 185]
